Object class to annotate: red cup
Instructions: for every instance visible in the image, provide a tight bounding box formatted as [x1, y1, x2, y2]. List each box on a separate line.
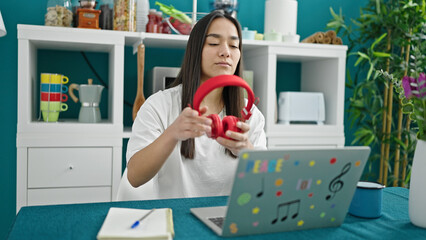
[41, 92, 68, 102]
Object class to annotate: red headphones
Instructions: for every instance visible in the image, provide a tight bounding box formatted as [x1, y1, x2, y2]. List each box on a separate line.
[192, 75, 256, 139]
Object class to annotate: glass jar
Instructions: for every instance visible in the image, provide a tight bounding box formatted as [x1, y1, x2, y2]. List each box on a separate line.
[71, 0, 79, 27]
[99, 0, 114, 29]
[113, 0, 136, 31]
[45, 0, 73, 27]
[145, 9, 158, 33]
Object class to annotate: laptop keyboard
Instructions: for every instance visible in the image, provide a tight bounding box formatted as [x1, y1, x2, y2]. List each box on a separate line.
[208, 217, 225, 228]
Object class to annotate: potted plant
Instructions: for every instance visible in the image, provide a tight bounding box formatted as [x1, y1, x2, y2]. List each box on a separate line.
[327, 0, 425, 188]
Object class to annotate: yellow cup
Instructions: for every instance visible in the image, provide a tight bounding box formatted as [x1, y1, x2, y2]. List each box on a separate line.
[41, 73, 69, 84]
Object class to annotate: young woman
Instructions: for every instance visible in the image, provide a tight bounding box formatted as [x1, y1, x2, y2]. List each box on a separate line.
[121, 10, 266, 200]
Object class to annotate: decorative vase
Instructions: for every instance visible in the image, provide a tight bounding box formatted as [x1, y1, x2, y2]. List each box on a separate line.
[409, 139, 426, 228]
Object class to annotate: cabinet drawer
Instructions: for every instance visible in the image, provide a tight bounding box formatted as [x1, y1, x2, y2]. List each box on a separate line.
[27, 187, 111, 206]
[28, 147, 112, 188]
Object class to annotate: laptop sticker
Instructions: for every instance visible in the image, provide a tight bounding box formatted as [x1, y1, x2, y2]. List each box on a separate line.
[222, 151, 365, 236]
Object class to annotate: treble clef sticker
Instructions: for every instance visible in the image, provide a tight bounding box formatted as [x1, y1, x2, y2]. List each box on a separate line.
[326, 163, 351, 200]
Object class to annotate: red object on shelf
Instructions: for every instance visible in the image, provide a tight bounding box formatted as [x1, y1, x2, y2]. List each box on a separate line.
[41, 92, 68, 102]
[169, 17, 192, 35]
[146, 10, 158, 33]
[161, 20, 171, 34]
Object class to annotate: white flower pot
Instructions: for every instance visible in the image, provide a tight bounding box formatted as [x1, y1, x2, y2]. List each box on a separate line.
[409, 139, 426, 228]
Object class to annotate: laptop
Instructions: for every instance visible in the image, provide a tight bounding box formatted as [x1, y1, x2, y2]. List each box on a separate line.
[191, 147, 370, 237]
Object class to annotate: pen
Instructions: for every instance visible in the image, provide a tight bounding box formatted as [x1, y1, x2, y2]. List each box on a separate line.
[131, 209, 156, 229]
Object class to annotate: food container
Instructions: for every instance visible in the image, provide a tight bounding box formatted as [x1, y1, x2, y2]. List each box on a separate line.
[114, 0, 136, 31]
[45, 0, 73, 27]
[99, 0, 113, 29]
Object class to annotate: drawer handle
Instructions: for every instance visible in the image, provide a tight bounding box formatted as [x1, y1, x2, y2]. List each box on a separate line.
[69, 165, 73, 170]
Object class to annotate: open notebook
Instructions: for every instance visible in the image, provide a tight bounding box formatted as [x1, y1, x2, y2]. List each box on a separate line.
[97, 207, 174, 240]
[191, 147, 370, 237]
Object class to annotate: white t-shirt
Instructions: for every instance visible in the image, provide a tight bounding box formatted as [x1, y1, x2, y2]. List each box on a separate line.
[124, 84, 267, 200]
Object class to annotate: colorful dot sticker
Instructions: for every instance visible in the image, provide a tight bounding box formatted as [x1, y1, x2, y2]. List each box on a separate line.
[309, 160, 315, 167]
[276, 190, 283, 197]
[294, 161, 300, 166]
[229, 223, 238, 234]
[310, 205, 315, 209]
[297, 220, 304, 226]
[252, 207, 260, 214]
[331, 217, 336, 222]
[237, 193, 251, 206]
[331, 204, 336, 208]
[238, 172, 245, 178]
[275, 178, 284, 186]
[320, 212, 326, 218]
[284, 154, 290, 160]
[355, 160, 361, 167]
[242, 153, 249, 159]
[330, 158, 337, 164]
[252, 221, 259, 227]
[316, 179, 322, 185]
[308, 193, 313, 198]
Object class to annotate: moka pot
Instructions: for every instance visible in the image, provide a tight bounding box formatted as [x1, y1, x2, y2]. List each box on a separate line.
[69, 78, 104, 123]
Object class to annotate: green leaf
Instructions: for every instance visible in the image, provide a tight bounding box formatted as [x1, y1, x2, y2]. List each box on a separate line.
[371, 32, 387, 51]
[357, 51, 370, 60]
[367, 63, 374, 80]
[330, 7, 339, 20]
[372, 52, 391, 58]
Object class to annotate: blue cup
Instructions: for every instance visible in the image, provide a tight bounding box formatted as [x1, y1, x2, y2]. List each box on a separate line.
[348, 181, 385, 218]
[41, 83, 68, 93]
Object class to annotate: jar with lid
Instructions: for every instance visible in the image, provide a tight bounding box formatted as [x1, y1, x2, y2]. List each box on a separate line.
[71, 0, 79, 27]
[113, 0, 136, 31]
[99, 0, 113, 29]
[45, 0, 73, 27]
[145, 9, 158, 33]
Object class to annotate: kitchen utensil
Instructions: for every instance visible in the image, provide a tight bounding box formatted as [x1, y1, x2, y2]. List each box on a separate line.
[132, 44, 146, 120]
[69, 78, 104, 123]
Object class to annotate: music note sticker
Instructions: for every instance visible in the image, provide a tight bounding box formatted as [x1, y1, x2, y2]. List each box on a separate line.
[257, 177, 265, 197]
[326, 163, 351, 200]
[271, 199, 301, 224]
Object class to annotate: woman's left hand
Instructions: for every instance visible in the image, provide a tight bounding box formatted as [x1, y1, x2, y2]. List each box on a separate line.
[216, 121, 254, 156]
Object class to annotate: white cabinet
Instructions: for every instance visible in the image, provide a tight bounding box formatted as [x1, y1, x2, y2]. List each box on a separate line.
[243, 42, 347, 148]
[16, 25, 140, 212]
[137, 37, 348, 148]
[16, 25, 347, 212]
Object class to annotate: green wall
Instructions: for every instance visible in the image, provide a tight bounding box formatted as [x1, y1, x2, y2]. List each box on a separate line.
[0, 0, 367, 238]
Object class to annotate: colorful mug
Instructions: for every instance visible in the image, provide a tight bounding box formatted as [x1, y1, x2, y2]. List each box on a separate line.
[41, 83, 68, 93]
[40, 101, 68, 111]
[348, 181, 385, 218]
[41, 111, 61, 122]
[41, 92, 68, 102]
[41, 73, 69, 84]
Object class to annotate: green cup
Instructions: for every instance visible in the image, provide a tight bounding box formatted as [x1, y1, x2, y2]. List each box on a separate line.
[40, 101, 68, 111]
[42, 111, 61, 122]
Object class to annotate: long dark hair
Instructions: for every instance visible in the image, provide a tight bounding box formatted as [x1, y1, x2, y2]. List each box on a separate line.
[171, 10, 244, 159]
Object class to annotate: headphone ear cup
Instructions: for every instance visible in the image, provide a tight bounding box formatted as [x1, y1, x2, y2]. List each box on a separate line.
[208, 114, 222, 139]
[222, 116, 239, 139]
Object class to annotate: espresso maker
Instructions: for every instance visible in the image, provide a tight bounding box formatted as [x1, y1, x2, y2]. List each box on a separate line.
[69, 78, 104, 123]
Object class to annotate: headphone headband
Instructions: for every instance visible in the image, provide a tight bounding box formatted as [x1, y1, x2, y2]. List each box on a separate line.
[193, 75, 255, 120]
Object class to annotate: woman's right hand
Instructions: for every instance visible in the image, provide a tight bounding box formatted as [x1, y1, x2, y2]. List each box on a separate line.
[168, 106, 212, 141]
